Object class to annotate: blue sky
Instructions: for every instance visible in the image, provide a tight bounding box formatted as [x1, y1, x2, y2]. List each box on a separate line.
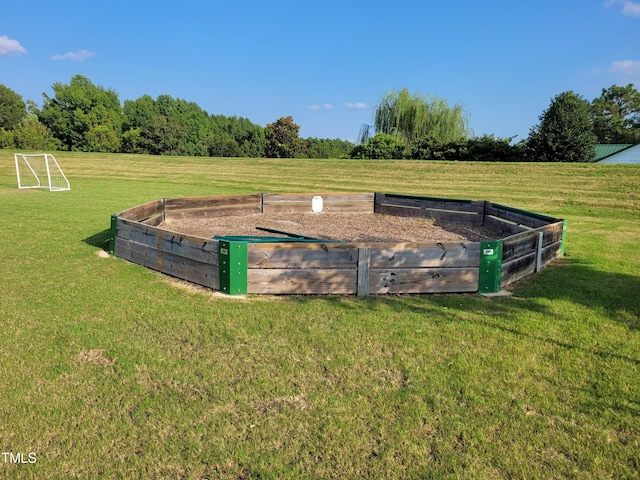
[1, 0, 639, 142]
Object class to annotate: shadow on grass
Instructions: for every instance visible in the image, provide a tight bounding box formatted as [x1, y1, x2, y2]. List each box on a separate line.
[513, 257, 640, 330]
[84, 228, 112, 250]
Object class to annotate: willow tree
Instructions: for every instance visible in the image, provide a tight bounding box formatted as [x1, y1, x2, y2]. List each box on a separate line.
[373, 88, 470, 145]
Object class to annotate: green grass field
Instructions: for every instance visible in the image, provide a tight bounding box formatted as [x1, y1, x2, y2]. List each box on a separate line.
[1, 151, 639, 479]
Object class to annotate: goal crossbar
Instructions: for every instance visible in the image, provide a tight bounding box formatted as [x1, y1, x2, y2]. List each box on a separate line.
[15, 153, 71, 191]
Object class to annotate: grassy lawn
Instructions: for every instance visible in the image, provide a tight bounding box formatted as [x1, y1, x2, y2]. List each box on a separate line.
[0, 151, 638, 479]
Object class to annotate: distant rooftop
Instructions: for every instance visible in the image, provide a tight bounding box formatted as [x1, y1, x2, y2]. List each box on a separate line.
[594, 144, 633, 162]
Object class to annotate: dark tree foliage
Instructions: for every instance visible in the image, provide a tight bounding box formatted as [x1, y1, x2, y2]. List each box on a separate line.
[591, 84, 640, 144]
[350, 133, 405, 159]
[264, 116, 306, 158]
[305, 138, 354, 158]
[0, 84, 26, 131]
[526, 91, 597, 162]
[209, 115, 265, 158]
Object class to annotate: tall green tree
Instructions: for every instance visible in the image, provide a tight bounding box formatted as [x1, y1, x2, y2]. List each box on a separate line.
[39, 75, 123, 152]
[0, 84, 26, 131]
[373, 88, 470, 147]
[14, 114, 60, 150]
[264, 116, 306, 158]
[591, 84, 640, 144]
[526, 91, 597, 162]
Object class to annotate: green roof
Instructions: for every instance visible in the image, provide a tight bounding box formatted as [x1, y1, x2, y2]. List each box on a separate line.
[594, 144, 633, 162]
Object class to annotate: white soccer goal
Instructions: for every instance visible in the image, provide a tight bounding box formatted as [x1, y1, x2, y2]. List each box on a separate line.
[15, 153, 71, 191]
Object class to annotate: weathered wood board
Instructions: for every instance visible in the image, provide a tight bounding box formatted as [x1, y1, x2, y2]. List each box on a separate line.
[115, 237, 219, 290]
[116, 199, 164, 221]
[369, 267, 478, 294]
[165, 194, 262, 220]
[485, 203, 560, 229]
[248, 242, 357, 269]
[368, 242, 480, 268]
[374, 193, 484, 225]
[262, 193, 374, 213]
[247, 268, 358, 294]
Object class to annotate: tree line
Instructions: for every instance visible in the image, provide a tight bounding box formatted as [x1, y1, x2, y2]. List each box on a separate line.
[0, 75, 353, 158]
[352, 86, 640, 162]
[1, 75, 638, 161]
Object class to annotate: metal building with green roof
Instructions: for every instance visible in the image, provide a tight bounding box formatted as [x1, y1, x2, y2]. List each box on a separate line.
[594, 144, 640, 164]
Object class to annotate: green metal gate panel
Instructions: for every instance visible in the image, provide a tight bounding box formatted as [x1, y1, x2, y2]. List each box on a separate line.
[478, 240, 503, 294]
[218, 240, 248, 295]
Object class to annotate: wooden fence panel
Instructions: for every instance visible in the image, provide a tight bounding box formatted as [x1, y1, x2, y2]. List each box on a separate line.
[164, 194, 262, 220]
[368, 242, 480, 268]
[369, 267, 478, 294]
[502, 230, 538, 263]
[247, 269, 358, 294]
[485, 203, 559, 229]
[484, 215, 529, 237]
[116, 200, 164, 222]
[247, 243, 358, 269]
[262, 193, 374, 213]
[501, 253, 536, 287]
[115, 237, 219, 289]
[116, 219, 219, 266]
[374, 193, 484, 225]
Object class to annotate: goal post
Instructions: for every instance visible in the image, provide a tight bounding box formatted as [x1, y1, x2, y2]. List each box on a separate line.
[15, 153, 71, 191]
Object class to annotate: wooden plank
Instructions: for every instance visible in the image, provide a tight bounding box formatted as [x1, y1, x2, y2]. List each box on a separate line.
[369, 267, 478, 294]
[369, 242, 480, 268]
[247, 269, 357, 294]
[540, 241, 562, 268]
[116, 200, 164, 222]
[247, 242, 358, 269]
[374, 193, 484, 213]
[116, 219, 219, 266]
[165, 205, 261, 220]
[501, 252, 536, 287]
[484, 215, 529, 236]
[374, 204, 484, 225]
[485, 203, 557, 228]
[165, 194, 262, 211]
[262, 193, 374, 213]
[501, 240, 562, 286]
[357, 247, 371, 296]
[539, 221, 564, 247]
[502, 230, 538, 263]
[142, 213, 164, 226]
[115, 238, 219, 289]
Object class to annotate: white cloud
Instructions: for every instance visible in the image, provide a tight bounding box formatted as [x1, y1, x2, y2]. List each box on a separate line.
[52, 49, 96, 62]
[309, 103, 334, 111]
[611, 59, 640, 75]
[345, 102, 366, 109]
[0, 35, 27, 56]
[605, 0, 640, 16]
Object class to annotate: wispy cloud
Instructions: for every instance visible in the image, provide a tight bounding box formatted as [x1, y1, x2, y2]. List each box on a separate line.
[52, 49, 96, 62]
[345, 102, 366, 109]
[309, 103, 334, 111]
[611, 59, 640, 76]
[605, 0, 640, 16]
[0, 35, 27, 56]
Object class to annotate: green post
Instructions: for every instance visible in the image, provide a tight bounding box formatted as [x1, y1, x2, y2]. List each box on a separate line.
[560, 220, 567, 256]
[218, 240, 248, 295]
[478, 240, 503, 294]
[109, 214, 118, 255]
